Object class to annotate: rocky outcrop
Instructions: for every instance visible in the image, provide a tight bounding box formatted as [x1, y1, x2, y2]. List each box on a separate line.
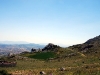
[42, 43, 60, 52]
[0, 60, 17, 67]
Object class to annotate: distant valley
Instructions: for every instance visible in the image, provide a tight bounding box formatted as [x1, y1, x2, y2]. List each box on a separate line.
[0, 41, 45, 56]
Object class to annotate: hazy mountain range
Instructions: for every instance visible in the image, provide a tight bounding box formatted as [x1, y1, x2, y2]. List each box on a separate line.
[0, 41, 30, 44]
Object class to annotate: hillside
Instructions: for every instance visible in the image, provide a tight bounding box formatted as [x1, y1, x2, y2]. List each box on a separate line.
[21, 35, 100, 61]
[69, 35, 100, 53]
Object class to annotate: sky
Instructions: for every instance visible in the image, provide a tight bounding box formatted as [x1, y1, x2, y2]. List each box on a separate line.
[0, 0, 100, 46]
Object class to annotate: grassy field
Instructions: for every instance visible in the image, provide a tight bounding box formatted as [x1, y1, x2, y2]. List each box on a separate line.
[0, 48, 100, 75]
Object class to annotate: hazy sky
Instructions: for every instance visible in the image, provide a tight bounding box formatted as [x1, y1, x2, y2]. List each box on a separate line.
[0, 0, 100, 46]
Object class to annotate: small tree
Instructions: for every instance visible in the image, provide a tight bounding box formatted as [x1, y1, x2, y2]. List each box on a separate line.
[31, 48, 36, 52]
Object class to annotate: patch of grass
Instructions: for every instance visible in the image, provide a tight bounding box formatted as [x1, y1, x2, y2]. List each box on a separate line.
[28, 52, 56, 60]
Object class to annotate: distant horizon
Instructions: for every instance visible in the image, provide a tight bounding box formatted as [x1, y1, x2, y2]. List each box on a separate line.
[0, 38, 90, 47]
[0, 40, 70, 46]
[0, 40, 79, 46]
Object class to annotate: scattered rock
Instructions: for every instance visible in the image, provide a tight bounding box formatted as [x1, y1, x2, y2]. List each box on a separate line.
[60, 67, 66, 71]
[40, 71, 46, 75]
